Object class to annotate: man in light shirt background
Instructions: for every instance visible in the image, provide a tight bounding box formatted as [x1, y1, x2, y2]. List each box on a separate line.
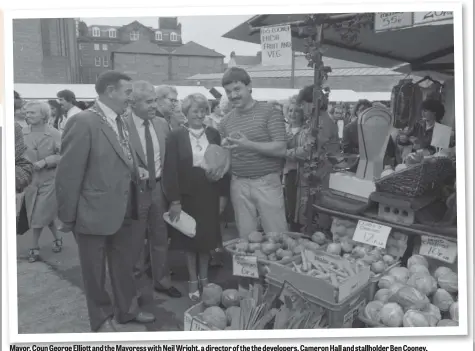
[57, 89, 83, 131]
[155, 85, 184, 130]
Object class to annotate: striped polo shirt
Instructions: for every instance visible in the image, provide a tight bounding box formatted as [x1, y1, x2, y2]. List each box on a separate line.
[219, 101, 286, 178]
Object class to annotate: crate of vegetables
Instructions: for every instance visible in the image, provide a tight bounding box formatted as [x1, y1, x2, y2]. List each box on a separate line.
[267, 249, 371, 304]
[223, 231, 330, 271]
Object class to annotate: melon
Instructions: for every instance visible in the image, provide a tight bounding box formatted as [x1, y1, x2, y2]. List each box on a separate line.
[202, 283, 223, 307]
[202, 306, 227, 329]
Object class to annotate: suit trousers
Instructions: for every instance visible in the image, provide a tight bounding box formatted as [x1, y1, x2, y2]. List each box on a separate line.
[132, 180, 171, 290]
[75, 219, 139, 332]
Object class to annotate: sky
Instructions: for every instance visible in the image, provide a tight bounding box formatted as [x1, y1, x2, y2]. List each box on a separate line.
[81, 16, 261, 61]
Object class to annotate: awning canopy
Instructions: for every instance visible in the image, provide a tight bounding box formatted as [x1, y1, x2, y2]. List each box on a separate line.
[223, 13, 454, 77]
[14, 84, 216, 101]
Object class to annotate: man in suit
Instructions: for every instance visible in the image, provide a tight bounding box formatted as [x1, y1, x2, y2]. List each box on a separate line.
[155, 85, 183, 130]
[126, 81, 181, 299]
[55, 71, 155, 332]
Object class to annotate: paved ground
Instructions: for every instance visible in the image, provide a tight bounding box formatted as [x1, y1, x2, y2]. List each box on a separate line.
[16, 221, 239, 334]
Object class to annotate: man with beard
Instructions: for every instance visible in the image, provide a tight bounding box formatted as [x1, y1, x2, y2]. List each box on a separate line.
[219, 67, 288, 239]
[55, 71, 155, 332]
[125, 81, 181, 300]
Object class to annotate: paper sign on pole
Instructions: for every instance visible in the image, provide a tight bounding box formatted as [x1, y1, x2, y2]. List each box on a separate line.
[260, 25, 292, 66]
[431, 122, 452, 149]
[413, 12, 453, 25]
[419, 235, 457, 264]
[374, 13, 413, 32]
[233, 255, 259, 278]
[352, 220, 392, 248]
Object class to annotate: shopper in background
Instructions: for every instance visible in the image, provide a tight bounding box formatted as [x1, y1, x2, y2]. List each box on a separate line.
[15, 120, 33, 193]
[342, 99, 373, 155]
[219, 67, 288, 239]
[205, 100, 223, 129]
[56, 90, 82, 131]
[47, 100, 64, 130]
[163, 93, 230, 301]
[14, 91, 28, 129]
[156, 85, 180, 130]
[22, 101, 63, 262]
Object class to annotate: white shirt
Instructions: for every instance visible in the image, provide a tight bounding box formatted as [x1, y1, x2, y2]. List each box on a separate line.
[132, 113, 162, 178]
[189, 128, 209, 167]
[59, 105, 83, 131]
[96, 100, 119, 137]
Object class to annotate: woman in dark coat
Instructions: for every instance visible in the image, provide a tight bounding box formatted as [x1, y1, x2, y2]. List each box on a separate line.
[163, 93, 230, 301]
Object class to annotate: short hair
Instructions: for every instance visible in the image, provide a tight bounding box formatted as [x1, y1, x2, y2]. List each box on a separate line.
[48, 99, 62, 111]
[353, 99, 373, 116]
[57, 89, 76, 103]
[222, 67, 251, 87]
[210, 100, 220, 113]
[24, 100, 51, 122]
[421, 99, 445, 122]
[95, 70, 132, 95]
[181, 93, 209, 116]
[130, 80, 155, 102]
[156, 85, 178, 100]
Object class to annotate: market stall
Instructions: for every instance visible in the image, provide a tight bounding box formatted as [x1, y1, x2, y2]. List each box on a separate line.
[181, 12, 459, 331]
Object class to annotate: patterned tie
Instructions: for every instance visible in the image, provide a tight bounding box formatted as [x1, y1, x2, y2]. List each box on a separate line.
[143, 119, 156, 190]
[115, 114, 133, 167]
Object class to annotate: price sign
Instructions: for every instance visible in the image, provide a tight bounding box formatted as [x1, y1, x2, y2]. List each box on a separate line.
[190, 317, 212, 331]
[374, 12, 413, 32]
[419, 235, 457, 264]
[233, 255, 259, 278]
[352, 220, 392, 249]
[413, 11, 453, 25]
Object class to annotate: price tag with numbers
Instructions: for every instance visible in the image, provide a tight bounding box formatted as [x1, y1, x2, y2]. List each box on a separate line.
[419, 235, 457, 264]
[190, 317, 212, 331]
[233, 255, 259, 278]
[374, 12, 413, 32]
[352, 220, 392, 249]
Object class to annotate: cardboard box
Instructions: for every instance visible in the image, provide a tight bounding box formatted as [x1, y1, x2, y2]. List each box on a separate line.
[267, 250, 371, 304]
[183, 302, 221, 331]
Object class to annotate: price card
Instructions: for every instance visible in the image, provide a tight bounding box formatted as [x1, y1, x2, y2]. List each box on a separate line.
[419, 235, 457, 264]
[352, 220, 392, 248]
[233, 255, 259, 278]
[374, 12, 413, 32]
[190, 317, 212, 331]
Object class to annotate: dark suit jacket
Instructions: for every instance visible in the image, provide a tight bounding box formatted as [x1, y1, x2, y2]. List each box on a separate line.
[162, 126, 228, 203]
[56, 103, 140, 235]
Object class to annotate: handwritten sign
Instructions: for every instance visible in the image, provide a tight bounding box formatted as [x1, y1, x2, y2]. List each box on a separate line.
[260, 25, 292, 66]
[419, 235, 457, 264]
[431, 122, 452, 150]
[233, 255, 259, 278]
[413, 12, 453, 25]
[352, 220, 392, 248]
[374, 12, 413, 32]
[190, 317, 212, 331]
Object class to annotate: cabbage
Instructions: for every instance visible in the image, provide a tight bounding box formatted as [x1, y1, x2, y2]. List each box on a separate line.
[388, 282, 406, 297]
[434, 266, 453, 280]
[248, 232, 265, 243]
[374, 289, 391, 303]
[202, 283, 223, 307]
[437, 319, 458, 327]
[389, 286, 430, 311]
[326, 243, 342, 256]
[380, 303, 404, 327]
[261, 242, 279, 255]
[225, 306, 241, 326]
[407, 272, 438, 296]
[311, 231, 327, 245]
[202, 306, 227, 329]
[378, 275, 397, 289]
[422, 304, 442, 321]
[432, 289, 454, 312]
[409, 264, 430, 276]
[371, 261, 386, 274]
[364, 301, 384, 323]
[383, 255, 396, 265]
[403, 310, 430, 327]
[437, 272, 458, 293]
[449, 302, 459, 322]
[407, 255, 429, 269]
[388, 267, 410, 284]
[221, 289, 241, 309]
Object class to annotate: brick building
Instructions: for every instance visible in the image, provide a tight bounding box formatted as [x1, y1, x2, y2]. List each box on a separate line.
[13, 18, 80, 84]
[187, 52, 412, 92]
[112, 41, 225, 85]
[77, 17, 183, 83]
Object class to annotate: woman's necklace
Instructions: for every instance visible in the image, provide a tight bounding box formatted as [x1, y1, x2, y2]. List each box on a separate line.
[185, 126, 206, 151]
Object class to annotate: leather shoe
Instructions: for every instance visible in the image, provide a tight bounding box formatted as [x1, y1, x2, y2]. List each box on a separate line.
[96, 318, 118, 332]
[155, 285, 182, 298]
[133, 311, 156, 324]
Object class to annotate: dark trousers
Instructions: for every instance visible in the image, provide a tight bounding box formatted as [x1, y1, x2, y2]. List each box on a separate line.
[75, 221, 139, 332]
[132, 181, 171, 290]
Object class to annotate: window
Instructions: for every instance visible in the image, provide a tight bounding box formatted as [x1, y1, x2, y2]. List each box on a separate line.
[170, 32, 178, 41]
[108, 29, 116, 38]
[130, 31, 139, 41]
[155, 31, 163, 41]
[103, 55, 109, 67]
[78, 43, 85, 50]
[92, 27, 100, 37]
[94, 57, 101, 66]
[94, 44, 100, 51]
[102, 44, 108, 51]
